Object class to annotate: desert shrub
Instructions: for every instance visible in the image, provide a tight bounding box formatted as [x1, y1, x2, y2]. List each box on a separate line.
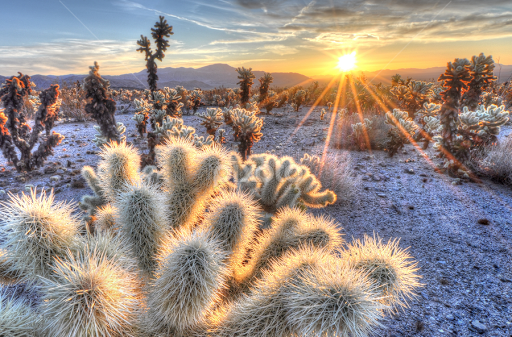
[476, 136, 512, 184]
[0, 74, 64, 172]
[300, 152, 358, 203]
[0, 138, 422, 336]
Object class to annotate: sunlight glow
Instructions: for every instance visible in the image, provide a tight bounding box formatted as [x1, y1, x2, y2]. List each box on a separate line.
[337, 52, 357, 72]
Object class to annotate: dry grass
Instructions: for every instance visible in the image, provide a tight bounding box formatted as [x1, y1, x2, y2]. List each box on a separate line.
[300, 151, 359, 203]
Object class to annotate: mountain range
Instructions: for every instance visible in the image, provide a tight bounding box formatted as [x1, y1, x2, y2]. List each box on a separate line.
[1, 63, 511, 91]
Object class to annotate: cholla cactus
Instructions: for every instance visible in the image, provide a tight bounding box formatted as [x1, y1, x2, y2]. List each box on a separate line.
[230, 108, 263, 160]
[351, 118, 373, 150]
[199, 107, 223, 136]
[292, 89, 306, 112]
[163, 87, 184, 118]
[137, 16, 173, 93]
[458, 104, 509, 142]
[276, 90, 289, 108]
[0, 140, 422, 337]
[428, 86, 443, 103]
[0, 189, 80, 281]
[258, 72, 273, 102]
[236, 67, 255, 104]
[215, 128, 226, 144]
[188, 89, 203, 115]
[84, 62, 122, 144]
[231, 153, 336, 214]
[481, 90, 502, 108]
[93, 122, 126, 148]
[0, 292, 34, 336]
[391, 81, 432, 117]
[132, 98, 151, 137]
[320, 108, 326, 120]
[385, 109, 418, 157]
[0, 76, 64, 172]
[80, 142, 140, 222]
[462, 53, 496, 110]
[156, 137, 231, 231]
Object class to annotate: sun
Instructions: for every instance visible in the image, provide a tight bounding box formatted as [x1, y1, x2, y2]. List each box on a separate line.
[337, 51, 357, 72]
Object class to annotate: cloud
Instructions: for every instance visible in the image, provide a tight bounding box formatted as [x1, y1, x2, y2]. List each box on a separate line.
[259, 44, 299, 55]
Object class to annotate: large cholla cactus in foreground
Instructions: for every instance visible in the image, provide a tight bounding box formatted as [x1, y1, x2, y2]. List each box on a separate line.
[385, 109, 418, 157]
[236, 67, 255, 105]
[84, 62, 122, 145]
[0, 75, 64, 172]
[231, 153, 337, 215]
[0, 139, 421, 336]
[137, 16, 174, 93]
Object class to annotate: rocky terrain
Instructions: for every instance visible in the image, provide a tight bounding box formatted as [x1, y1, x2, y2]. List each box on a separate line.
[0, 106, 511, 336]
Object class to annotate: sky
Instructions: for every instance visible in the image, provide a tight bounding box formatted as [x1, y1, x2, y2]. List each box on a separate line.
[1, 0, 512, 77]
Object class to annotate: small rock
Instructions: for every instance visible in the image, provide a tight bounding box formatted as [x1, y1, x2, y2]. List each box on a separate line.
[50, 175, 61, 182]
[477, 218, 490, 225]
[376, 193, 386, 198]
[446, 314, 455, 321]
[404, 168, 415, 174]
[44, 166, 57, 174]
[470, 320, 487, 333]
[24, 184, 34, 192]
[71, 179, 85, 188]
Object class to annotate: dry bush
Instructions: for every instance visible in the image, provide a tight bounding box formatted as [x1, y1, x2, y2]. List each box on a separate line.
[332, 113, 389, 151]
[300, 151, 359, 203]
[476, 136, 512, 184]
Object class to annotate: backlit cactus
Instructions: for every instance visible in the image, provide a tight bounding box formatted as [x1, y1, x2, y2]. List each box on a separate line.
[230, 108, 263, 160]
[351, 118, 373, 150]
[385, 109, 418, 157]
[199, 108, 223, 136]
[236, 67, 255, 105]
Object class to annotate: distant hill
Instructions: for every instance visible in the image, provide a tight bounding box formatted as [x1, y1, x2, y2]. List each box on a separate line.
[313, 64, 512, 85]
[0, 64, 311, 90]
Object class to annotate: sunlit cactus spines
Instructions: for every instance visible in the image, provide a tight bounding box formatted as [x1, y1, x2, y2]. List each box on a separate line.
[94, 204, 118, 233]
[236, 67, 255, 104]
[342, 234, 422, 311]
[232, 153, 336, 214]
[114, 181, 169, 276]
[0, 249, 20, 285]
[132, 98, 152, 137]
[0, 75, 64, 172]
[93, 122, 126, 148]
[237, 207, 343, 286]
[199, 107, 223, 136]
[84, 62, 122, 145]
[462, 53, 496, 110]
[0, 189, 80, 281]
[97, 141, 141, 203]
[385, 109, 418, 157]
[0, 291, 35, 336]
[163, 87, 184, 118]
[137, 15, 174, 93]
[258, 72, 273, 102]
[39, 249, 141, 337]
[458, 104, 509, 142]
[156, 137, 231, 231]
[146, 228, 228, 334]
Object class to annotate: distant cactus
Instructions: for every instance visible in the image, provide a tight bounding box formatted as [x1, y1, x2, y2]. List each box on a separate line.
[84, 62, 122, 145]
[320, 108, 326, 120]
[462, 53, 496, 110]
[92, 122, 126, 147]
[137, 16, 174, 92]
[258, 72, 273, 102]
[385, 109, 418, 157]
[188, 89, 203, 115]
[292, 89, 306, 112]
[199, 107, 223, 136]
[276, 90, 289, 108]
[0, 74, 64, 172]
[132, 98, 151, 137]
[230, 108, 263, 160]
[163, 87, 184, 118]
[236, 67, 255, 104]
